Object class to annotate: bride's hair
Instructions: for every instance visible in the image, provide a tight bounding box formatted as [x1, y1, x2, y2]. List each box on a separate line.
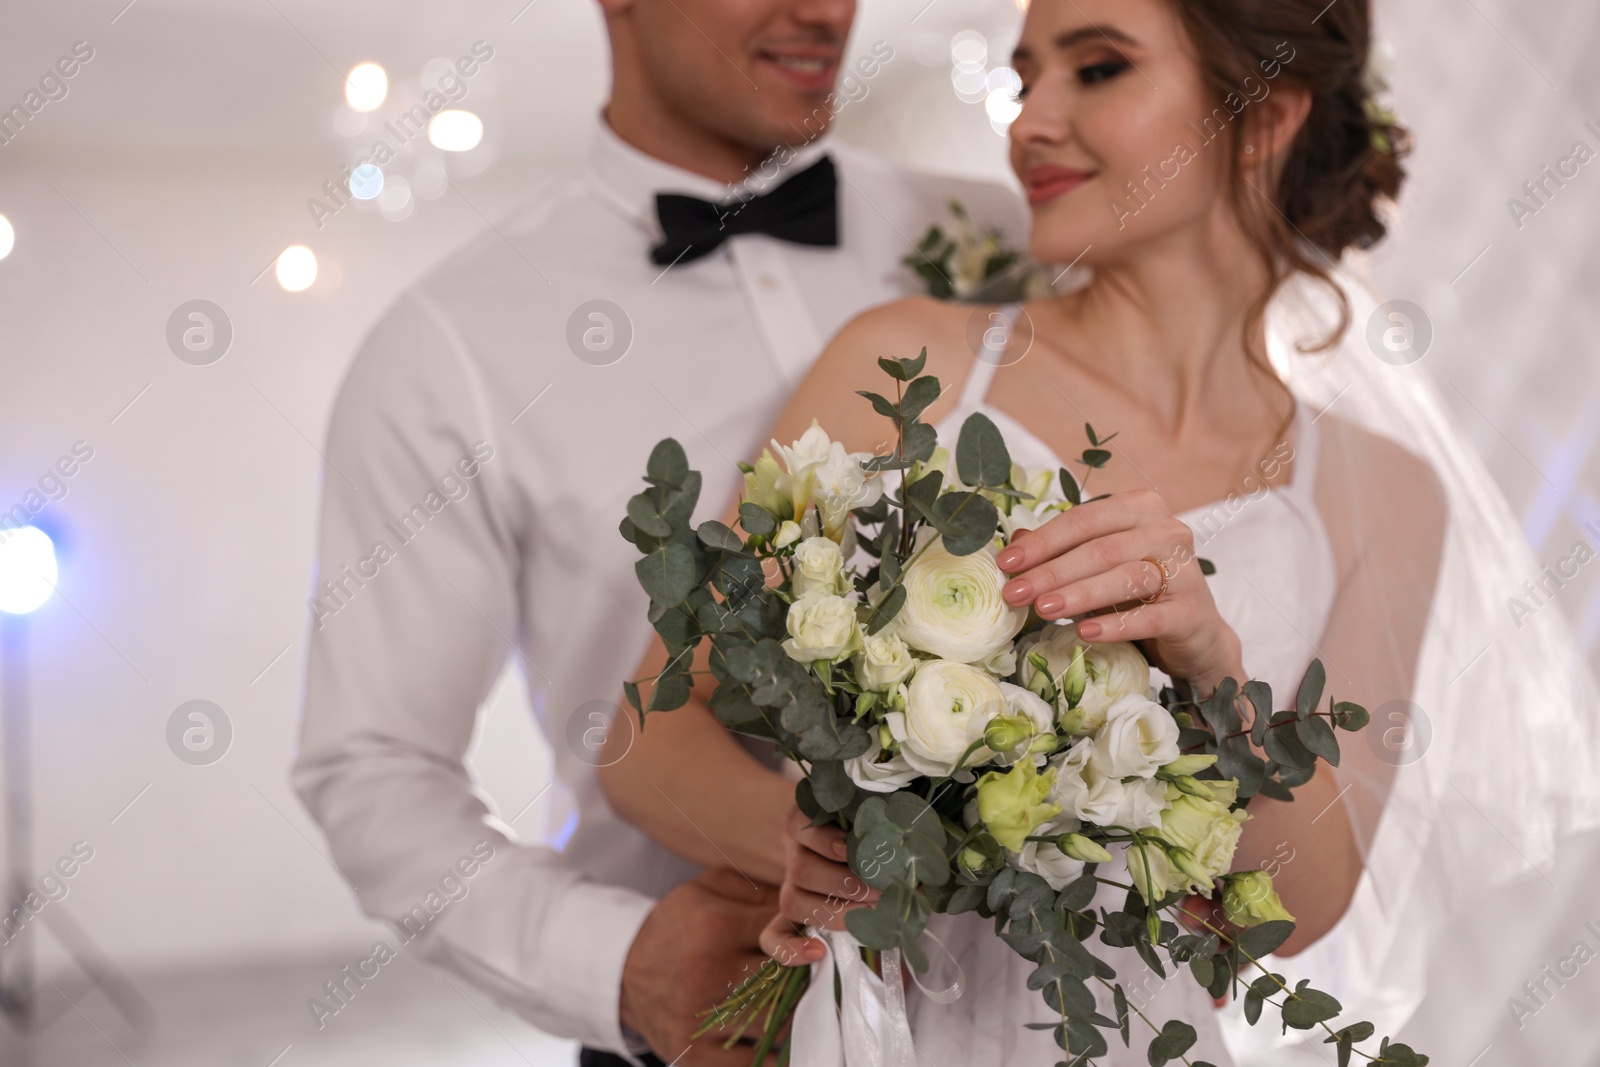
[1171, 0, 1412, 356]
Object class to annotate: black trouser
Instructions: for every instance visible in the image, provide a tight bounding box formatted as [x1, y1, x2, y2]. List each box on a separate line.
[579, 1049, 667, 1067]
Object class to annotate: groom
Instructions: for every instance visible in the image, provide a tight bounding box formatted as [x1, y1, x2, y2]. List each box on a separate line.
[293, 0, 1024, 1064]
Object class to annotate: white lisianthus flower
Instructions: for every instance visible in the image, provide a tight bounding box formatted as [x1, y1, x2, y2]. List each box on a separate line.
[896, 531, 1027, 666]
[854, 630, 916, 691]
[843, 733, 921, 793]
[1016, 623, 1151, 732]
[895, 660, 1006, 776]
[790, 536, 849, 598]
[1156, 786, 1248, 896]
[1093, 694, 1181, 778]
[773, 520, 803, 549]
[992, 682, 1055, 749]
[949, 231, 1004, 298]
[1127, 840, 1176, 903]
[1010, 818, 1087, 890]
[1051, 739, 1168, 831]
[781, 592, 862, 663]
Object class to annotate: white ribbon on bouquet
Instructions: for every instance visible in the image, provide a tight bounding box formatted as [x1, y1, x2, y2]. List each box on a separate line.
[789, 928, 964, 1067]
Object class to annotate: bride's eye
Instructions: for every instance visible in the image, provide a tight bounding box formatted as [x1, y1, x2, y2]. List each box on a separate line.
[1013, 82, 1032, 102]
[1078, 59, 1130, 86]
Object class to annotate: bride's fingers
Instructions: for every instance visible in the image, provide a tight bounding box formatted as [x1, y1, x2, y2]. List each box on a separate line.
[995, 490, 1169, 578]
[760, 912, 826, 965]
[1031, 557, 1175, 621]
[1002, 522, 1194, 611]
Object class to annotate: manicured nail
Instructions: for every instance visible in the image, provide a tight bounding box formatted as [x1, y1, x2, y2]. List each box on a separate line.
[1036, 595, 1063, 616]
[996, 547, 1024, 570]
[1077, 620, 1101, 639]
[832, 839, 848, 859]
[1003, 579, 1033, 603]
[805, 940, 826, 960]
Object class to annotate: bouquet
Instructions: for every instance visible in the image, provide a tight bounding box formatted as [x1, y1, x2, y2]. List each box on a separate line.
[621, 349, 1427, 1067]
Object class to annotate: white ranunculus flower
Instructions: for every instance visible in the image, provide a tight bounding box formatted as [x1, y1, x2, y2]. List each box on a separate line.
[1093, 694, 1181, 779]
[843, 734, 921, 793]
[897, 660, 1006, 777]
[896, 531, 1027, 666]
[790, 536, 848, 598]
[1016, 623, 1151, 732]
[781, 592, 861, 663]
[1051, 739, 1168, 831]
[1010, 816, 1087, 890]
[854, 630, 916, 691]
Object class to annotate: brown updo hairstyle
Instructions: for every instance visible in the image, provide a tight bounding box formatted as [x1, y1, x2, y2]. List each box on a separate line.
[1167, 0, 1412, 381]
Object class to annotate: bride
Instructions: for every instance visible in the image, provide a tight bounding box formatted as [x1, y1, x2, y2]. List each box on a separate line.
[601, 0, 1600, 1062]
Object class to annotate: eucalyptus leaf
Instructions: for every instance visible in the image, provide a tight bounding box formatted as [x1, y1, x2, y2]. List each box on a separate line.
[635, 542, 699, 605]
[738, 500, 776, 537]
[902, 376, 942, 422]
[645, 437, 689, 487]
[1295, 659, 1326, 719]
[956, 410, 1011, 488]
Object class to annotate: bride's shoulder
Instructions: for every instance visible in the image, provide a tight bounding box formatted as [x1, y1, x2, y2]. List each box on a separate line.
[778, 297, 982, 450]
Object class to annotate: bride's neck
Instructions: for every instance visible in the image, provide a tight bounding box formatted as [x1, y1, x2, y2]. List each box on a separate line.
[1045, 218, 1280, 434]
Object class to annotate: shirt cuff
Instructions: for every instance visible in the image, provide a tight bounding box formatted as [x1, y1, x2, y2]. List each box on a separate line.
[540, 875, 658, 1053]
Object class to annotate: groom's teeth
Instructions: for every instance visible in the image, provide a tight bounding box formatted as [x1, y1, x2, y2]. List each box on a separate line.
[775, 56, 828, 73]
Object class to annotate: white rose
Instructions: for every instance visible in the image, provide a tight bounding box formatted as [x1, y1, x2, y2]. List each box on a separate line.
[791, 536, 848, 598]
[854, 630, 915, 691]
[1010, 817, 1087, 890]
[897, 531, 1027, 666]
[781, 592, 861, 663]
[1051, 739, 1168, 831]
[895, 660, 1006, 777]
[1093, 694, 1180, 778]
[1016, 623, 1151, 732]
[844, 733, 921, 793]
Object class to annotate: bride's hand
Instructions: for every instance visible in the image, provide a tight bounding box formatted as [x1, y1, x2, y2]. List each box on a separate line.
[994, 490, 1244, 694]
[758, 805, 879, 966]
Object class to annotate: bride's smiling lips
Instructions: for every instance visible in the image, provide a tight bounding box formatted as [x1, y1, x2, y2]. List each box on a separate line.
[755, 45, 842, 92]
[1027, 164, 1097, 205]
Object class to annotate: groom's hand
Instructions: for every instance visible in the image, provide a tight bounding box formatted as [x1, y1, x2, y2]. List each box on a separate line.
[620, 868, 779, 1066]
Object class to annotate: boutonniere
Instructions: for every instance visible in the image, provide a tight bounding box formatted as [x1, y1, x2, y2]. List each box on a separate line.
[904, 200, 1053, 302]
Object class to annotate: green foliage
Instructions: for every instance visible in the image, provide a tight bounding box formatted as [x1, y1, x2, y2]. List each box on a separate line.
[621, 356, 1407, 1067]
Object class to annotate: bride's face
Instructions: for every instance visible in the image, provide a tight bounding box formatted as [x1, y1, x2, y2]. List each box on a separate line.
[1008, 0, 1236, 265]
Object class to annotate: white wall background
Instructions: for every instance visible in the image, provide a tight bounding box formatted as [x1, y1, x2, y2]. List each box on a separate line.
[0, 0, 1595, 1017]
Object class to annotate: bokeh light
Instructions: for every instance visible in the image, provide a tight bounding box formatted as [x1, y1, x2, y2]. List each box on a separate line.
[428, 110, 484, 152]
[349, 163, 384, 200]
[275, 245, 318, 292]
[0, 526, 58, 615]
[345, 62, 388, 112]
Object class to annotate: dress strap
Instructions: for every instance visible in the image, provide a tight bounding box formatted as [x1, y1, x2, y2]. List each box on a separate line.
[1288, 395, 1322, 497]
[955, 303, 1024, 410]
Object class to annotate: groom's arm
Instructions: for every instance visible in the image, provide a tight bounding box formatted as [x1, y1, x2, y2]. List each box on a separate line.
[292, 292, 653, 1053]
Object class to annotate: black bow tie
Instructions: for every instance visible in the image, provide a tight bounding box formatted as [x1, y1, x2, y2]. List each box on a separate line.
[650, 155, 838, 266]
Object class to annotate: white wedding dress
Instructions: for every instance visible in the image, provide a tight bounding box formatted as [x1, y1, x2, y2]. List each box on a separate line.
[797, 266, 1600, 1066]
[897, 306, 1333, 1066]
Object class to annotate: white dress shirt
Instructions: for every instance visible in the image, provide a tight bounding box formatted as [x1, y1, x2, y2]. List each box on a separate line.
[293, 116, 1026, 1054]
